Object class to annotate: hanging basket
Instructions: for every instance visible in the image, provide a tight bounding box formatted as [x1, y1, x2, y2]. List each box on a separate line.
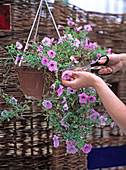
[17, 66, 45, 100]
[16, 0, 60, 100]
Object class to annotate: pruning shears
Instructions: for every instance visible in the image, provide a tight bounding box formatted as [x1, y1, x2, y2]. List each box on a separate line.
[59, 54, 112, 76]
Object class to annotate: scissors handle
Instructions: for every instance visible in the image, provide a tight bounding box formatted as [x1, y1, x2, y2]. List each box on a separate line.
[90, 67, 112, 76]
[90, 54, 112, 76]
[91, 54, 109, 67]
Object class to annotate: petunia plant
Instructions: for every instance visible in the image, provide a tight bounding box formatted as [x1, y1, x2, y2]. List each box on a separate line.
[1, 21, 114, 154]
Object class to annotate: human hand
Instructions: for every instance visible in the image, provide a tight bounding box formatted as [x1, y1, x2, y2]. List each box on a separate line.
[98, 54, 123, 74]
[62, 70, 98, 89]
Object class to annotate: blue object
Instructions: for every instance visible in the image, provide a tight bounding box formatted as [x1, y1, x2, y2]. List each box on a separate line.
[87, 145, 126, 169]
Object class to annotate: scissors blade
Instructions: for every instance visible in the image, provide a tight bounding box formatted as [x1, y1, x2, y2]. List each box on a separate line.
[59, 65, 91, 71]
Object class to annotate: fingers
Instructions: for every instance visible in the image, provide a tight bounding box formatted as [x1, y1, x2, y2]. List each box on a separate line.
[62, 78, 75, 87]
[98, 67, 112, 74]
[98, 57, 108, 64]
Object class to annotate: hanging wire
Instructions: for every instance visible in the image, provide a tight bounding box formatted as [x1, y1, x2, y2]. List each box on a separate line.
[45, 0, 61, 39]
[19, 0, 43, 66]
[34, 4, 43, 40]
[19, 0, 61, 67]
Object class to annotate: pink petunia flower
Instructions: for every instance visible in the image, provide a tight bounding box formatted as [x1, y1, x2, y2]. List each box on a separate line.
[42, 37, 53, 46]
[74, 26, 82, 32]
[62, 97, 66, 103]
[62, 71, 72, 80]
[57, 85, 64, 97]
[48, 60, 58, 72]
[106, 48, 112, 55]
[16, 42, 23, 49]
[97, 53, 101, 58]
[14, 54, 20, 65]
[42, 100, 52, 109]
[25, 43, 32, 50]
[63, 103, 69, 110]
[38, 53, 42, 56]
[50, 83, 56, 89]
[37, 45, 43, 51]
[58, 25, 65, 29]
[41, 56, 49, 66]
[70, 56, 79, 64]
[67, 21, 75, 26]
[57, 36, 63, 44]
[73, 38, 80, 48]
[88, 42, 97, 50]
[68, 34, 73, 40]
[88, 95, 96, 103]
[82, 144, 92, 153]
[84, 25, 93, 32]
[78, 92, 88, 104]
[53, 135, 59, 148]
[47, 50, 56, 58]
[67, 87, 77, 94]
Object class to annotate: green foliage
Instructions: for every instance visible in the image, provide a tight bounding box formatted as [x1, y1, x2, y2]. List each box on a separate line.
[1, 21, 113, 154]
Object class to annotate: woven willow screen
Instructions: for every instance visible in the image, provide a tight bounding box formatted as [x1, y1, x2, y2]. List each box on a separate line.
[0, 0, 126, 169]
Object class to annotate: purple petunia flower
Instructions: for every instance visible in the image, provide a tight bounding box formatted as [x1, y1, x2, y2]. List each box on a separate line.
[90, 110, 99, 120]
[62, 97, 66, 103]
[53, 135, 59, 148]
[60, 120, 68, 130]
[47, 50, 56, 58]
[84, 25, 92, 32]
[41, 56, 49, 66]
[63, 103, 68, 110]
[67, 21, 75, 26]
[1, 110, 8, 117]
[57, 85, 64, 97]
[16, 41, 23, 49]
[48, 60, 58, 72]
[78, 92, 88, 104]
[67, 87, 77, 94]
[42, 100, 52, 109]
[82, 144, 92, 153]
[66, 141, 78, 154]
[110, 121, 115, 128]
[62, 71, 72, 80]
[88, 95, 96, 103]
[99, 115, 108, 126]
[9, 97, 18, 105]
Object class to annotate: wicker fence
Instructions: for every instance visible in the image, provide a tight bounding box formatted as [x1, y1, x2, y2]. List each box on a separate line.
[0, 0, 126, 169]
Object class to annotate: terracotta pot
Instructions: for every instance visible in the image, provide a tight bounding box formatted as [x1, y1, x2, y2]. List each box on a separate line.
[17, 66, 45, 100]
